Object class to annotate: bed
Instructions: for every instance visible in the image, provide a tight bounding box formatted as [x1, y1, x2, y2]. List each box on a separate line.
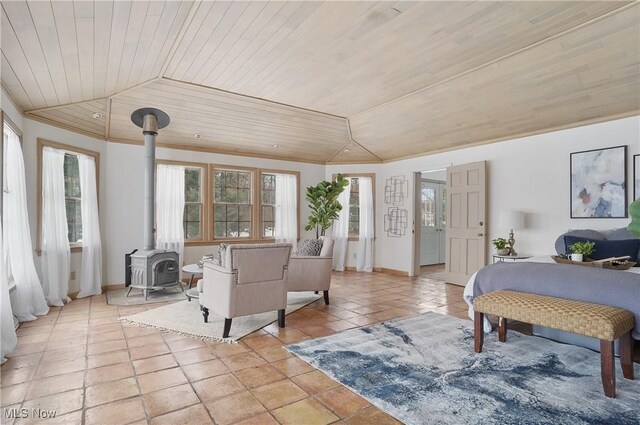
[463, 255, 640, 349]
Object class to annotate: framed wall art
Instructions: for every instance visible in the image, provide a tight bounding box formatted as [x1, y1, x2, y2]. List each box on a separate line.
[570, 145, 627, 218]
[634, 154, 640, 201]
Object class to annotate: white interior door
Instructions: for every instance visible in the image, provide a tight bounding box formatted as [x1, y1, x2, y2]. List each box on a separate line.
[420, 181, 446, 266]
[444, 161, 487, 285]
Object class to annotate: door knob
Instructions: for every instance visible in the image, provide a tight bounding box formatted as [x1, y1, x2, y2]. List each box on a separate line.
[477, 233, 484, 237]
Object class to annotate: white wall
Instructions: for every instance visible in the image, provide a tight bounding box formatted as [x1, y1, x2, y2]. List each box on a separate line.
[104, 142, 325, 284]
[329, 116, 640, 274]
[1, 91, 23, 130]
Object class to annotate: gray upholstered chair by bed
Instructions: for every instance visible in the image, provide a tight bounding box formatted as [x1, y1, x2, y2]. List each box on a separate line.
[287, 238, 334, 305]
[198, 243, 292, 338]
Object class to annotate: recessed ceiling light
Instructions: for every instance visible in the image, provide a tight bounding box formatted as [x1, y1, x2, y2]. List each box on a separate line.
[92, 112, 102, 119]
[273, 144, 281, 148]
[344, 148, 351, 153]
[194, 133, 201, 139]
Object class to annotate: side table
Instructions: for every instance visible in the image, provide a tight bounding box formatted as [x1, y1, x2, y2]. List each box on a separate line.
[492, 254, 531, 263]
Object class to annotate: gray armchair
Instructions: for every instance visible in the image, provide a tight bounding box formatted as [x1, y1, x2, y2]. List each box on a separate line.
[198, 243, 292, 338]
[287, 239, 334, 305]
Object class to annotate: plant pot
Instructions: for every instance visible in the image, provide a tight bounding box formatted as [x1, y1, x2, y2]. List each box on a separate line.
[497, 248, 511, 256]
[569, 253, 584, 262]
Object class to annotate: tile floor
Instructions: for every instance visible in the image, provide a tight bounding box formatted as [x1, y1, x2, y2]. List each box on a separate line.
[1, 266, 637, 424]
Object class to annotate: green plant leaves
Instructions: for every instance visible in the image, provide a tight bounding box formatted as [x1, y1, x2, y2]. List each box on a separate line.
[305, 174, 349, 238]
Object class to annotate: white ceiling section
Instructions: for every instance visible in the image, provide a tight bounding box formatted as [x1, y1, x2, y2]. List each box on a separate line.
[2, 1, 639, 163]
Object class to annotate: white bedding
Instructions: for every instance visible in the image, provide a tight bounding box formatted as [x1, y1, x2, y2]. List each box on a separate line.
[462, 255, 640, 333]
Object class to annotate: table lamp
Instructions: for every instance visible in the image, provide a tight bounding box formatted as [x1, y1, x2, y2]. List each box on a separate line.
[499, 211, 525, 256]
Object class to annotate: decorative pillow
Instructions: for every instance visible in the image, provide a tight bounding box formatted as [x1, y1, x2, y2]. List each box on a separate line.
[554, 229, 606, 254]
[563, 235, 640, 265]
[217, 243, 228, 267]
[295, 239, 324, 256]
[607, 227, 640, 241]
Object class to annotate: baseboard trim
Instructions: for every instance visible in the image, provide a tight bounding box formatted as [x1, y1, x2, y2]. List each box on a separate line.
[342, 266, 409, 276]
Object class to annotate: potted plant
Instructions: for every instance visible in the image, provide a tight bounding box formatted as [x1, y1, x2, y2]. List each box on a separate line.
[567, 241, 595, 262]
[304, 174, 350, 238]
[492, 238, 510, 255]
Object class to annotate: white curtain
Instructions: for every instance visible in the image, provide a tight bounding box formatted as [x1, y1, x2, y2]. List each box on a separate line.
[332, 179, 351, 271]
[1, 221, 17, 363]
[156, 164, 185, 257]
[275, 174, 297, 250]
[41, 147, 71, 307]
[3, 131, 49, 320]
[76, 154, 102, 298]
[357, 177, 374, 272]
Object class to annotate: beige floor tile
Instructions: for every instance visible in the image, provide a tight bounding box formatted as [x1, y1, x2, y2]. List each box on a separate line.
[10, 343, 46, 358]
[234, 364, 287, 389]
[0, 354, 42, 372]
[14, 410, 82, 425]
[129, 343, 170, 361]
[87, 339, 127, 356]
[39, 346, 86, 364]
[85, 377, 140, 407]
[204, 391, 266, 425]
[316, 386, 370, 417]
[208, 342, 251, 358]
[87, 350, 130, 369]
[251, 380, 307, 410]
[142, 383, 200, 418]
[132, 353, 177, 375]
[0, 366, 36, 387]
[126, 334, 165, 349]
[232, 412, 279, 425]
[271, 357, 314, 377]
[21, 389, 83, 417]
[88, 330, 125, 344]
[192, 373, 245, 402]
[34, 358, 86, 379]
[175, 347, 217, 366]
[220, 352, 266, 372]
[272, 398, 339, 425]
[137, 367, 188, 394]
[26, 371, 84, 400]
[290, 371, 340, 394]
[345, 406, 402, 425]
[166, 337, 206, 353]
[85, 362, 135, 386]
[1, 384, 29, 407]
[182, 359, 229, 382]
[85, 396, 146, 425]
[243, 335, 281, 350]
[149, 404, 214, 425]
[253, 345, 292, 363]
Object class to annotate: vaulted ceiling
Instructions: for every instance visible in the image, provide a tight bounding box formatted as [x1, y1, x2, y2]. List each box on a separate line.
[2, 1, 639, 164]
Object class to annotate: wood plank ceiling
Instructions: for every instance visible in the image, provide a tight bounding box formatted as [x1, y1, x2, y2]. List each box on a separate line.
[2, 1, 639, 164]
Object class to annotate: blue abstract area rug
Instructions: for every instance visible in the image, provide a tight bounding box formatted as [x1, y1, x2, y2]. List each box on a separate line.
[286, 312, 640, 425]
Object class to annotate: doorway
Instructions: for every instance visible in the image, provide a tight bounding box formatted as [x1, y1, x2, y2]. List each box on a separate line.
[420, 178, 446, 266]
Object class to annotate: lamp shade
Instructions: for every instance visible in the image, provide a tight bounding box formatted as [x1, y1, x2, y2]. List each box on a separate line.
[500, 211, 525, 230]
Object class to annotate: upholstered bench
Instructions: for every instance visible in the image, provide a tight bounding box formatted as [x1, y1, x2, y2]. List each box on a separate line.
[473, 290, 635, 398]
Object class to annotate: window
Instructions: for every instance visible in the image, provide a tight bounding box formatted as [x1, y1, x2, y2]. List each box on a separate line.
[261, 173, 276, 237]
[184, 167, 203, 240]
[64, 153, 82, 244]
[213, 168, 253, 239]
[348, 177, 360, 237]
[421, 183, 436, 227]
[37, 139, 100, 253]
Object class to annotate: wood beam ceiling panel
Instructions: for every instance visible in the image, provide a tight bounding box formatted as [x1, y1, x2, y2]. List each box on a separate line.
[349, 5, 640, 161]
[26, 99, 108, 138]
[327, 140, 383, 164]
[0, 0, 193, 111]
[108, 79, 349, 163]
[163, 1, 631, 117]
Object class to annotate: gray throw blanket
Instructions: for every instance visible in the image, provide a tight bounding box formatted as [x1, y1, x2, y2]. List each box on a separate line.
[474, 262, 640, 339]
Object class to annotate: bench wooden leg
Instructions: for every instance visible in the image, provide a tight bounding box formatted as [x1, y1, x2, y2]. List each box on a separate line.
[498, 317, 507, 342]
[474, 311, 484, 353]
[620, 331, 634, 380]
[600, 340, 616, 398]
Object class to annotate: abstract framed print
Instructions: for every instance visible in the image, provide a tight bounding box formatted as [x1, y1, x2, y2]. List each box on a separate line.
[634, 154, 640, 201]
[570, 145, 627, 218]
